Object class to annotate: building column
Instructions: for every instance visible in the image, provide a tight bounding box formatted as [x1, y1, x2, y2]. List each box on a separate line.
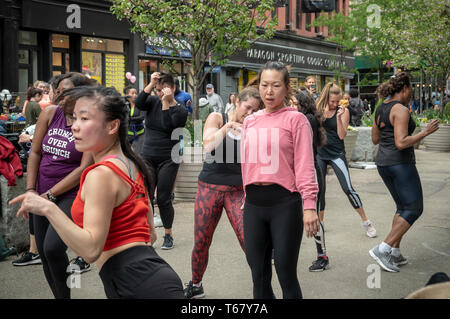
[2, 1, 20, 92]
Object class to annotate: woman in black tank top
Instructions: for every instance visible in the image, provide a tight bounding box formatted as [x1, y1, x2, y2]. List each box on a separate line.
[184, 87, 263, 299]
[316, 83, 377, 239]
[370, 72, 439, 273]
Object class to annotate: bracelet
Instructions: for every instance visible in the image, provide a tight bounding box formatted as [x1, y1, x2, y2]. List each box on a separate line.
[25, 188, 36, 192]
[46, 190, 57, 202]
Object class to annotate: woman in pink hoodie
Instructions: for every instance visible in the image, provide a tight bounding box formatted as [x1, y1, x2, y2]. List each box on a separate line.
[241, 62, 319, 299]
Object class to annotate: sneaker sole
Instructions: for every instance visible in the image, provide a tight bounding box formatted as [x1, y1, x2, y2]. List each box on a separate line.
[12, 260, 42, 266]
[160, 244, 174, 250]
[191, 293, 206, 299]
[393, 260, 408, 266]
[369, 249, 399, 273]
[67, 268, 91, 274]
[309, 264, 330, 272]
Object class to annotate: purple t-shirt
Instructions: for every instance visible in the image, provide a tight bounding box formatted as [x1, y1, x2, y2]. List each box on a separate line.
[36, 106, 83, 198]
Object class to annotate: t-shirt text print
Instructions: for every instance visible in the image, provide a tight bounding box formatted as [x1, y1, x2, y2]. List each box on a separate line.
[43, 128, 75, 159]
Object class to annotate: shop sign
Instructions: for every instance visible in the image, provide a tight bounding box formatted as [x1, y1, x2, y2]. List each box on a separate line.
[231, 42, 354, 72]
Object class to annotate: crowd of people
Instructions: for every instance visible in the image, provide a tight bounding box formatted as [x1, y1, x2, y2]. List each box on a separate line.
[8, 61, 441, 299]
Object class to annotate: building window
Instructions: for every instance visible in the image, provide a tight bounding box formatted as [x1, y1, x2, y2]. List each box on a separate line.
[18, 31, 37, 46]
[81, 37, 125, 93]
[315, 12, 320, 33]
[52, 34, 69, 49]
[306, 13, 312, 31]
[52, 34, 70, 75]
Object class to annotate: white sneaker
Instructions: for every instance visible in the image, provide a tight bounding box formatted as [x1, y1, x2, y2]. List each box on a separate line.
[362, 220, 377, 238]
[154, 214, 163, 228]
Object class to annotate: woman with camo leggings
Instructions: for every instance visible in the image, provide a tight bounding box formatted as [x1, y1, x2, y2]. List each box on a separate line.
[184, 87, 262, 299]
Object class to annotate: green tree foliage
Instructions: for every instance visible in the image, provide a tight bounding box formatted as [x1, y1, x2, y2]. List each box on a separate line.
[110, 0, 277, 119]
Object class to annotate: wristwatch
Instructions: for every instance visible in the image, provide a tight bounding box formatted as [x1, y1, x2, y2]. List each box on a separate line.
[46, 190, 57, 202]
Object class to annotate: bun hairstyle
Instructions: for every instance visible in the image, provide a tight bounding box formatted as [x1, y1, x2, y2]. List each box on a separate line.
[316, 82, 342, 121]
[237, 86, 264, 110]
[376, 72, 411, 100]
[56, 86, 153, 198]
[295, 91, 327, 148]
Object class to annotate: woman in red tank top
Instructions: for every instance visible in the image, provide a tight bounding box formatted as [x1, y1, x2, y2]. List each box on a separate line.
[11, 86, 184, 299]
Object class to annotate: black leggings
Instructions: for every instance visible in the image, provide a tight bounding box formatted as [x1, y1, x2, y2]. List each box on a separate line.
[317, 154, 363, 211]
[377, 163, 423, 225]
[143, 156, 180, 229]
[244, 184, 303, 299]
[99, 245, 184, 299]
[33, 196, 74, 299]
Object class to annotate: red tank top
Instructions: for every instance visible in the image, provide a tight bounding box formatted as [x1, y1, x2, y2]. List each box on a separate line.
[71, 160, 151, 251]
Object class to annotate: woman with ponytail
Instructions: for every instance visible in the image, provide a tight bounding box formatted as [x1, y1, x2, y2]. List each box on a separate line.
[11, 86, 184, 299]
[316, 82, 377, 238]
[369, 72, 439, 273]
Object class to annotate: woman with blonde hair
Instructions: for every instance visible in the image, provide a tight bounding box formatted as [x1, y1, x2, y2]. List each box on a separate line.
[316, 82, 376, 238]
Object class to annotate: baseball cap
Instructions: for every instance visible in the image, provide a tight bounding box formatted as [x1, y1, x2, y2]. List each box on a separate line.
[206, 84, 214, 89]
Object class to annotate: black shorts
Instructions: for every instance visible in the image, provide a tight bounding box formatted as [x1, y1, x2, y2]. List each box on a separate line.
[99, 245, 184, 299]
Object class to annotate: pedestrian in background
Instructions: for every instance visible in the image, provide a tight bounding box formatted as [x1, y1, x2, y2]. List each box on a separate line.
[316, 82, 377, 238]
[370, 72, 439, 272]
[225, 92, 236, 113]
[136, 71, 188, 250]
[348, 88, 365, 127]
[124, 85, 145, 154]
[205, 84, 224, 113]
[295, 91, 329, 272]
[24, 87, 43, 127]
[241, 61, 319, 299]
[305, 75, 319, 100]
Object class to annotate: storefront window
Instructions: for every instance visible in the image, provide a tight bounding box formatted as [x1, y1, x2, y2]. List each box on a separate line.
[82, 37, 124, 53]
[82, 51, 102, 84]
[18, 31, 37, 46]
[52, 34, 70, 49]
[105, 54, 126, 94]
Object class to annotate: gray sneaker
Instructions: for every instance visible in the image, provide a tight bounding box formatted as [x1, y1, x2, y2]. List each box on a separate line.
[392, 253, 408, 266]
[161, 234, 174, 250]
[369, 245, 400, 272]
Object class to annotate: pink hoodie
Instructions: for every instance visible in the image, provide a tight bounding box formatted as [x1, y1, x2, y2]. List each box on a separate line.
[241, 107, 318, 210]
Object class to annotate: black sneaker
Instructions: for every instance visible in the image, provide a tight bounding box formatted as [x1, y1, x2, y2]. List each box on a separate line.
[184, 281, 205, 299]
[309, 256, 330, 272]
[161, 234, 174, 250]
[12, 252, 42, 266]
[67, 256, 91, 274]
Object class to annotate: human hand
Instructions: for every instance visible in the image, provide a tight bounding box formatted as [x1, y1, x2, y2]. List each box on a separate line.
[227, 121, 242, 136]
[19, 134, 31, 144]
[303, 209, 320, 238]
[336, 105, 345, 117]
[425, 119, 440, 136]
[9, 192, 55, 219]
[161, 87, 174, 103]
[150, 72, 160, 86]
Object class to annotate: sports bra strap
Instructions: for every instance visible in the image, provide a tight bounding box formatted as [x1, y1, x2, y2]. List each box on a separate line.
[100, 155, 134, 181]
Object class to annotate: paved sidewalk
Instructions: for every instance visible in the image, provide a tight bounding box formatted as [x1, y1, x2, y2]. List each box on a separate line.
[1, 149, 449, 299]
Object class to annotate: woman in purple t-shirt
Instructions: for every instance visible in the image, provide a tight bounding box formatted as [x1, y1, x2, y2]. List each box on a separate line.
[24, 73, 94, 299]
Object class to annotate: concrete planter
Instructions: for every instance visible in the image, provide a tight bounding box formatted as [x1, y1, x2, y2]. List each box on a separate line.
[420, 124, 450, 152]
[350, 127, 378, 162]
[174, 147, 204, 201]
[0, 175, 28, 251]
[344, 130, 358, 163]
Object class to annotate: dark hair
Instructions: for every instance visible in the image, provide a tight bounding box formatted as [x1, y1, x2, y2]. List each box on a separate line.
[257, 61, 290, 88]
[123, 85, 136, 95]
[295, 91, 327, 148]
[57, 86, 153, 197]
[349, 88, 359, 98]
[26, 87, 43, 100]
[157, 72, 175, 87]
[376, 72, 411, 99]
[56, 72, 94, 88]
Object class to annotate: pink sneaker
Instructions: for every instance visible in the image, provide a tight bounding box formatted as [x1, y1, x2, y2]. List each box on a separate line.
[362, 220, 377, 238]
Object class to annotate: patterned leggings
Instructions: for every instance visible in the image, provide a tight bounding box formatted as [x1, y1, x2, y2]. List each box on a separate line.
[191, 180, 245, 284]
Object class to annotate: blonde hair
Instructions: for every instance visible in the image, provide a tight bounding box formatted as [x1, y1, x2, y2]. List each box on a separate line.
[316, 82, 341, 121]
